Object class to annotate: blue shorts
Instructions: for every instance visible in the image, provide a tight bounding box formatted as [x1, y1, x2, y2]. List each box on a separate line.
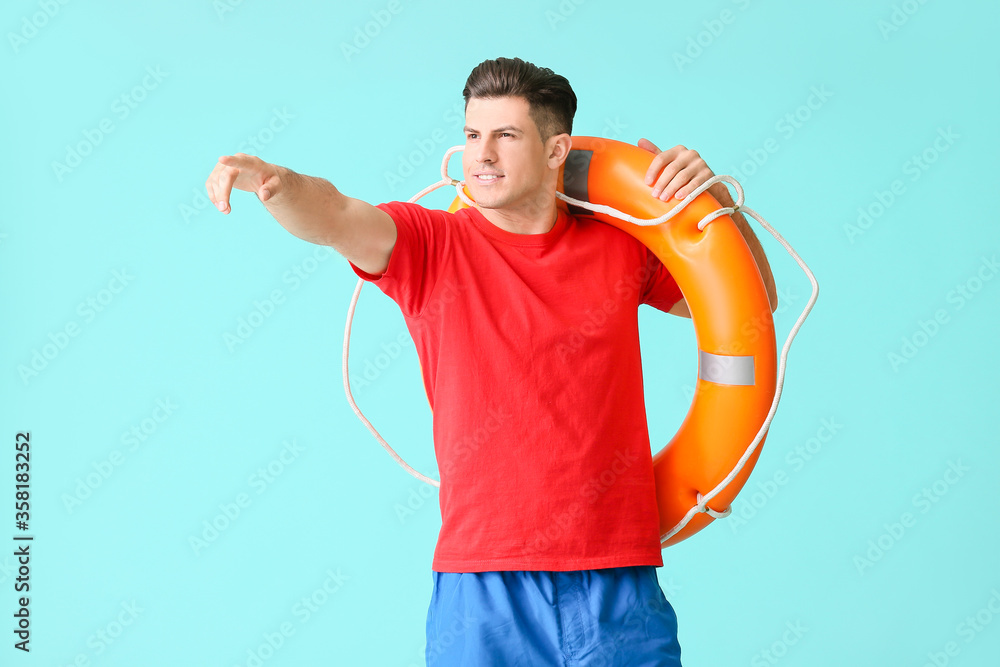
[425, 566, 682, 666]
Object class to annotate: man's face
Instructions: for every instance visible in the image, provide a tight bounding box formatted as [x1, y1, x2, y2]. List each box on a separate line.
[462, 96, 555, 211]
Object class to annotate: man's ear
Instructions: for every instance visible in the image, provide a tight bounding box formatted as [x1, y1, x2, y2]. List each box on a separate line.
[547, 133, 572, 169]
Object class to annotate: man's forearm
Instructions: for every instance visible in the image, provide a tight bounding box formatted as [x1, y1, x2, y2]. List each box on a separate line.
[709, 182, 778, 311]
[262, 166, 347, 245]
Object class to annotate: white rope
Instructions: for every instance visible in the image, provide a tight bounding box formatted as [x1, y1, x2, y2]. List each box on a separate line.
[342, 277, 440, 487]
[697, 492, 732, 519]
[553, 173, 746, 231]
[340, 148, 468, 488]
[646, 179, 819, 541]
[342, 145, 819, 540]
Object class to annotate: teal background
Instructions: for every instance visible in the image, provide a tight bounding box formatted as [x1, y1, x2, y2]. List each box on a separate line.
[2, 0, 998, 664]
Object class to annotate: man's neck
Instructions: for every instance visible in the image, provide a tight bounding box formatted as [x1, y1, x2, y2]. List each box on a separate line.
[475, 198, 559, 235]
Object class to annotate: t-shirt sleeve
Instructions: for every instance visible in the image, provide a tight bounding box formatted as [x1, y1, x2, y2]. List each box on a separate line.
[639, 245, 683, 313]
[346, 201, 446, 318]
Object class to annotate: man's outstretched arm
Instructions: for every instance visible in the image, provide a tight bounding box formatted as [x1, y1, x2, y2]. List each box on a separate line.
[205, 152, 396, 276]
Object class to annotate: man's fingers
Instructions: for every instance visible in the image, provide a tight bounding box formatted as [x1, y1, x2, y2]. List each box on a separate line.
[650, 158, 686, 199]
[644, 144, 685, 187]
[209, 154, 265, 213]
[205, 161, 228, 213]
[213, 164, 240, 213]
[639, 138, 661, 184]
[638, 137, 660, 154]
[647, 146, 706, 199]
[206, 153, 277, 213]
[218, 152, 253, 167]
[638, 141, 714, 200]
[652, 163, 697, 201]
[655, 165, 713, 202]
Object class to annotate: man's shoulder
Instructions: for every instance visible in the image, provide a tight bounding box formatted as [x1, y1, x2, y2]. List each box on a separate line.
[376, 201, 470, 230]
[378, 200, 470, 222]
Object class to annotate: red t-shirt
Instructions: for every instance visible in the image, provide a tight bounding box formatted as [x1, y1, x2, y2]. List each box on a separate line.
[348, 201, 683, 572]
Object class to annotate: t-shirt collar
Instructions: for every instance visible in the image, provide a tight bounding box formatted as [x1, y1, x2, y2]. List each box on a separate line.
[465, 205, 570, 247]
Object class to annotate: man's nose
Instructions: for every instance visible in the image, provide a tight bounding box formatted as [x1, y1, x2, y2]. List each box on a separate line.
[475, 137, 497, 162]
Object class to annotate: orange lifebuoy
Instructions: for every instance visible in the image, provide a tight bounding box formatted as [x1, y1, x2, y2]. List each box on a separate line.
[447, 136, 778, 547]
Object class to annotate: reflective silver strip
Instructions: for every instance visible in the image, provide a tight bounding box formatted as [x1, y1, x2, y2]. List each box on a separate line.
[698, 350, 755, 386]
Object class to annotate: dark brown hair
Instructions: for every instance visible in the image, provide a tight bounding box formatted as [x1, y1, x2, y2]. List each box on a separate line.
[462, 57, 577, 143]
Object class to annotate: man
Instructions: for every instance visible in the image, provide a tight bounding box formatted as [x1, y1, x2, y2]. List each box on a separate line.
[206, 57, 776, 666]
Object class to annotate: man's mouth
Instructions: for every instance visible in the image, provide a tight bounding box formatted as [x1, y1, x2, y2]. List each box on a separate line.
[474, 173, 503, 184]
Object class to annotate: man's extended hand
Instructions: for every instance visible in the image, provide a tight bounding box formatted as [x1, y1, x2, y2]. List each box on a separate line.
[205, 152, 283, 214]
[637, 138, 714, 202]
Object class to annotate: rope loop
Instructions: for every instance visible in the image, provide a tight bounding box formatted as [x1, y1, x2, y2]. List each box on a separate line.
[696, 492, 732, 519]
